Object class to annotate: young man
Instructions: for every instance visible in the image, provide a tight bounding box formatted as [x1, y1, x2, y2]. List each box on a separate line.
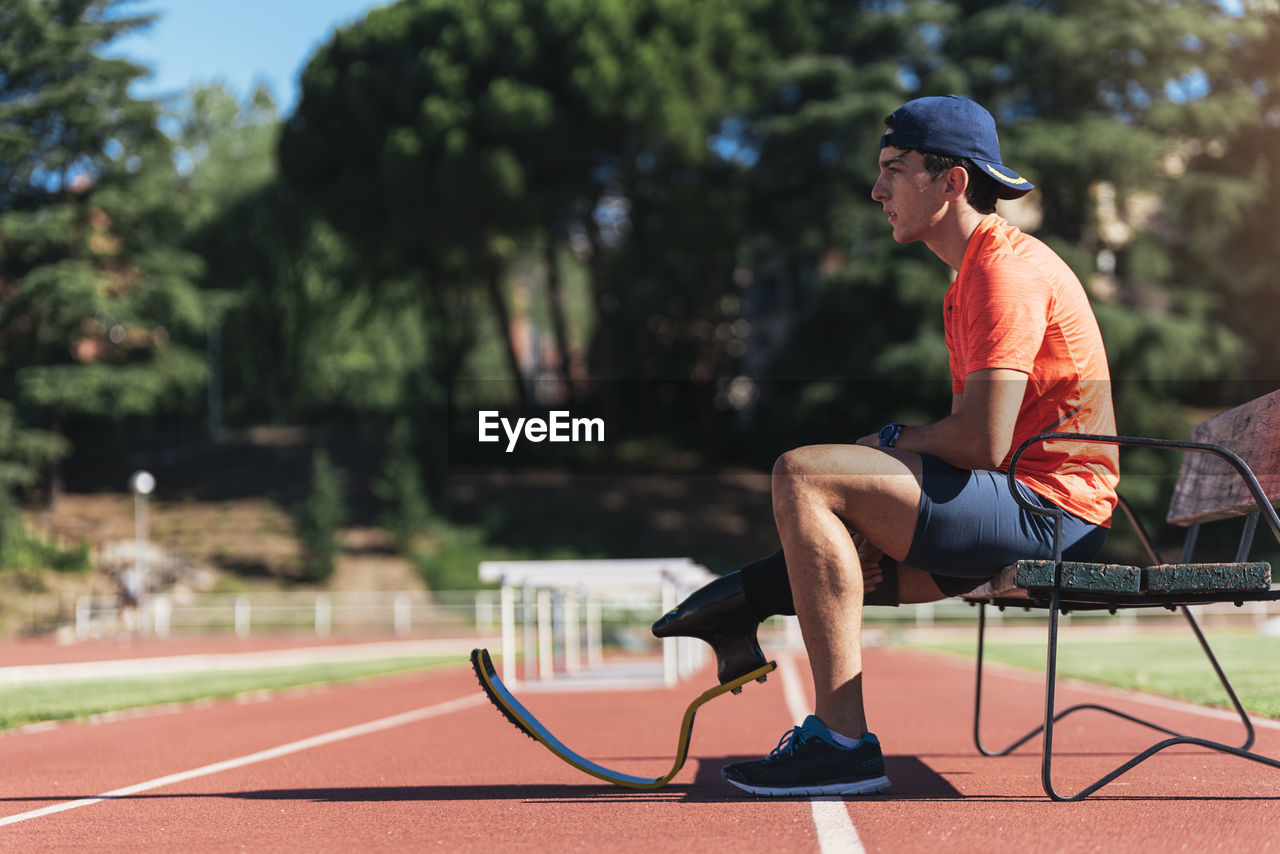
[653, 95, 1119, 797]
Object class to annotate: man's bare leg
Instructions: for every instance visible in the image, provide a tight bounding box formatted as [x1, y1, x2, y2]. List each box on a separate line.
[771, 444, 928, 739]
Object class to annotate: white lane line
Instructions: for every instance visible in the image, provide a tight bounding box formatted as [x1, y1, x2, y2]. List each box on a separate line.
[809, 798, 868, 854]
[776, 655, 868, 854]
[0, 693, 483, 827]
[0, 639, 496, 684]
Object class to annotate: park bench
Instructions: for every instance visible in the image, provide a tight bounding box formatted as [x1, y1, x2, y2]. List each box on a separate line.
[960, 389, 1280, 800]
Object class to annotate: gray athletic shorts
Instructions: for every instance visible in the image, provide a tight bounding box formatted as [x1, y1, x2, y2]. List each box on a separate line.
[907, 454, 1110, 597]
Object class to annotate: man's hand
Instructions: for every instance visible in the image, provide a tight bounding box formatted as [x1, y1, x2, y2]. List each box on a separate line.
[853, 532, 886, 592]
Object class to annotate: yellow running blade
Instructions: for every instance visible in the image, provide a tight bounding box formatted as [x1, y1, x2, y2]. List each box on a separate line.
[470, 648, 775, 789]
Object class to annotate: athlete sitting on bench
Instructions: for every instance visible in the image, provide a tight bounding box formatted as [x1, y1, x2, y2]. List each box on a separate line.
[654, 95, 1120, 798]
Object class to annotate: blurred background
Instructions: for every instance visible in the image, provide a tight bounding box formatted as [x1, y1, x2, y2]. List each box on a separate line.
[1, 0, 1277, 639]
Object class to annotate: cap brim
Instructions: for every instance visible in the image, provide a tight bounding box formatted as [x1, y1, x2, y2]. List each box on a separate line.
[974, 159, 1034, 199]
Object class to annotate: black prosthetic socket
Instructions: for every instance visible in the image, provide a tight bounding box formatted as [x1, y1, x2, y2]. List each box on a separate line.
[651, 570, 768, 686]
[739, 549, 795, 619]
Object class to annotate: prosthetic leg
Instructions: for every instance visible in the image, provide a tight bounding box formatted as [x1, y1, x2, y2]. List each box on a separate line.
[469, 551, 809, 789]
[471, 648, 774, 789]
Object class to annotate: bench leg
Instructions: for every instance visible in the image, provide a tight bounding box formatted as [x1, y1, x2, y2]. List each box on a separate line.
[973, 603, 1043, 756]
[1039, 594, 1278, 801]
[973, 597, 1277, 801]
[1179, 604, 1255, 751]
[971, 602, 1177, 758]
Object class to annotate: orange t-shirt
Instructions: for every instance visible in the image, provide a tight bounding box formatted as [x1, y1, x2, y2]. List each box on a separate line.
[945, 214, 1119, 526]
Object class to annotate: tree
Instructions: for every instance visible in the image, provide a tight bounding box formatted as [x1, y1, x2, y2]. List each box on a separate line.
[0, 400, 67, 563]
[373, 417, 432, 555]
[0, 0, 207, 504]
[729, 1, 956, 450]
[1171, 2, 1280, 395]
[918, 0, 1261, 428]
[159, 83, 453, 429]
[280, 0, 781, 423]
[297, 447, 344, 583]
[739, 0, 1266, 457]
[280, 0, 545, 411]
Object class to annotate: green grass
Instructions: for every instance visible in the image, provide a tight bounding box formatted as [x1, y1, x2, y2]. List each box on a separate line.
[0, 656, 456, 730]
[910, 633, 1280, 719]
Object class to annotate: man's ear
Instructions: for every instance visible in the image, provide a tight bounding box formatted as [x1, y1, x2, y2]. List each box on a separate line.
[943, 165, 970, 202]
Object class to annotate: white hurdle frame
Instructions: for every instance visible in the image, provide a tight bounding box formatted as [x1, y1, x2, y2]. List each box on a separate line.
[479, 558, 716, 687]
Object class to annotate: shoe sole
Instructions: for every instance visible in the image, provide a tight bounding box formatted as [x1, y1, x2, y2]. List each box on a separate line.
[721, 773, 892, 798]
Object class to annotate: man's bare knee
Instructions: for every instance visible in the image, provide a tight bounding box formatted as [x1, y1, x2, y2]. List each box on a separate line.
[772, 446, 815, 481]
[771, 447, 823, 512]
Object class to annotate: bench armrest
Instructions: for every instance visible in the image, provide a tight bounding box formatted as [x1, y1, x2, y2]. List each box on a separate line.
[1005, 432, 1280, 565]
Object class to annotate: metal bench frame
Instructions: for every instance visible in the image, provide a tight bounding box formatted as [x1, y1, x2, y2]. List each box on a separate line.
[967, 432, 1280, 801]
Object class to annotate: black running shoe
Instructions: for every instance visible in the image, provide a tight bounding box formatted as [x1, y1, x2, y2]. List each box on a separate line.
[721, 716, 892, 797]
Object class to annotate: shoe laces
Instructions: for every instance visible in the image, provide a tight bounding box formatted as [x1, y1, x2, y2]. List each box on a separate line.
[767, 725, 806, 760]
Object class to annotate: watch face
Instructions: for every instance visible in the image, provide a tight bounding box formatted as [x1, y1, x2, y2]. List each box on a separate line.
[878, 424, 894, 445]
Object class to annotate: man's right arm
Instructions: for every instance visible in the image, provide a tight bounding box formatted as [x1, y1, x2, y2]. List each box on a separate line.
[859, 368, 1028, 471]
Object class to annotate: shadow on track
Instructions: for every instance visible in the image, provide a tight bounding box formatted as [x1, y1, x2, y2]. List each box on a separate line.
[0, 754, 975, 807]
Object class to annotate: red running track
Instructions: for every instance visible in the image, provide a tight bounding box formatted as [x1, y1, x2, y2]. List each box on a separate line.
[0, 641, 1278, 852]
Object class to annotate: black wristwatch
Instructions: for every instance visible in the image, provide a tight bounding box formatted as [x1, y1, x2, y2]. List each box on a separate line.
[877, 422, 904, 448]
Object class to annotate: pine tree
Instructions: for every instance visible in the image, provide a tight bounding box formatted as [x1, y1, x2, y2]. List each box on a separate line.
[1172, 3, 1280, 395]
[0, 400, 67, 568]
[0, 0, 208, 504]
[297, 448, 344, 584]
[918, 0, 1263, 426]
[373, 418, 432, 556]
[748, 0, 1266, 447]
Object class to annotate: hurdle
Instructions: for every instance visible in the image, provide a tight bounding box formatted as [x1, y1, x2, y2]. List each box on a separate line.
[478, 558, 717, 687]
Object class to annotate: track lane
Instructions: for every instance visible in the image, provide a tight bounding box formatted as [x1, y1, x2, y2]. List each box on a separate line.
[0, 645, 1277, 852]
[841, 648, 1280, 853]
[0, 694, 485, 828]
[0, 667, 483, 829]
[0, 658, 829, 852]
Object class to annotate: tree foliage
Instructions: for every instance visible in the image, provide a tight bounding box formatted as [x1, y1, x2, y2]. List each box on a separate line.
[917, 0, 1261, 427]
[373, 417, 432, 556]
[297, 447, 344, 583]
[740, 0, 1269, 447]
[0, 0, 208, 504]
[280, 0, 780, 421]
[2, 0, 1279, 536]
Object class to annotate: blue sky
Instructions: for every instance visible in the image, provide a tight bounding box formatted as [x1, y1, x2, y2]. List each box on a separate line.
[109, 1, 389, 114]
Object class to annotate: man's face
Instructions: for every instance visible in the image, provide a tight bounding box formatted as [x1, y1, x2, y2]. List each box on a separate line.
[871, 146, 947, 244]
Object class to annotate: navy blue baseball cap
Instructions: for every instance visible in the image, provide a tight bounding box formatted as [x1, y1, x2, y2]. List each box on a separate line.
[880, 95, 1033, 199]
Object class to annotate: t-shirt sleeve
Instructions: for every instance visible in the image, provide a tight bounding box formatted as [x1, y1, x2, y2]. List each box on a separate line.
[956, 260, 1048, 378]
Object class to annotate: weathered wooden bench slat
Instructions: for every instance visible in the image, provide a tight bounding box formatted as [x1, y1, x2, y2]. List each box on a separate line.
[963, 561, 1273, 603]
[963, 560, 1144, 602]
[1166, 389, 1280, 526]
[1142, 562, 1271, 594]
[1014, 560, 1143, 593]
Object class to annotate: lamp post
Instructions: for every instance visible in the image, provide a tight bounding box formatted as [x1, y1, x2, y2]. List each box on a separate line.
[129, 470, 155, 636]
